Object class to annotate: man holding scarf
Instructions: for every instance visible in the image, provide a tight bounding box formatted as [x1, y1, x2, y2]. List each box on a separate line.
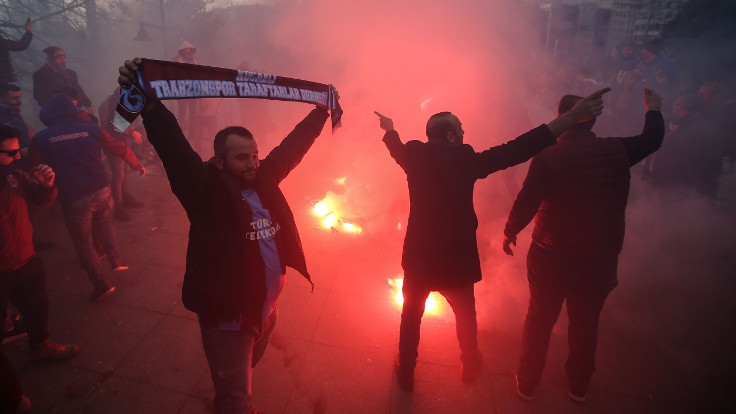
[119, 58, 334, 414]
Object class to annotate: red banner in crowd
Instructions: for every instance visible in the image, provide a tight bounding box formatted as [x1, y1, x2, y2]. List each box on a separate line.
[114, 58, 342, 132]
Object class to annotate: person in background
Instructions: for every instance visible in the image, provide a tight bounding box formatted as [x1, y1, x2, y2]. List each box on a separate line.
[502, 88, 664, 402]
[0, 17, 33, 85]
[28, 94, 145, 301]
[32, 46, 92, 113]
[172, 41, 199, 135]
[1, 125, 80, 414]
[99, 87, 146, 221]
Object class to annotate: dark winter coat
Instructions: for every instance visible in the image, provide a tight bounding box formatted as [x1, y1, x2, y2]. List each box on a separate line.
[504, 110, 665, 257]
[0, 103, 30, 149]
[383, 125, 557, 290]
[141, 103, 328, 327]
[32, 63, 91, 108]
[29, 94, 140, 203]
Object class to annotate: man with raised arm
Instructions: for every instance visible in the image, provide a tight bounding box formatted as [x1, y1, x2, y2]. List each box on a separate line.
[375, 87, 610, 392]
[119, 57, 334, 414]
[502, 88, 664, 403]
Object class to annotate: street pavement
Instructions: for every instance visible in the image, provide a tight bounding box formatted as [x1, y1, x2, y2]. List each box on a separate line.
[3, 169, 735, 414]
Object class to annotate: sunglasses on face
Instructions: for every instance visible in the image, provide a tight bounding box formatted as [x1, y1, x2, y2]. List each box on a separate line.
[0, 149, 20, 157]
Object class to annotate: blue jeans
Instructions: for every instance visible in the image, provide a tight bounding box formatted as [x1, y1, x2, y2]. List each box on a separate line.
[61, 187, 120, 290]
[398, 281, 479, 368]
[200, 308, 277, 414]
[518, 244, 617, 393]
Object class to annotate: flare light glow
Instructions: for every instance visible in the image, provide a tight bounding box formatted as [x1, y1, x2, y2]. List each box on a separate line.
[311, 183, 362, 234]
[388, 277, 442, 316]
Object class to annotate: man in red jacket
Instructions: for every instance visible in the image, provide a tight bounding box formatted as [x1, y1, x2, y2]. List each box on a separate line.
[376, 87, 610, 393]
[502, 88, 664, 402]
[0, 125, 80, 413]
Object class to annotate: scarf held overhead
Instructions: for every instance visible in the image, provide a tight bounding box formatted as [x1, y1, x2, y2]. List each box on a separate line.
[114, 58, 342, 132]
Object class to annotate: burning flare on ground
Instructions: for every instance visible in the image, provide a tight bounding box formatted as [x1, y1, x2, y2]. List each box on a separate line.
[312, 182, 362, 234]
[388, 276, 442, 316]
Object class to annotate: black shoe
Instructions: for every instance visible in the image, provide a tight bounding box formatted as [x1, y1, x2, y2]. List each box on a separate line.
[2, 317, 27, 343]
[516, 374, 534, 401]
[114, 207, 132, 222]
[123, 197, 145, 208]
[568, 389, 586, 403]
[30, 338, 80, 361]
[15, 395, 31, 413]
[90, 284, 116, 302]
[461, 353, 483, 383]
[395, 363, 414, 392]
[112, 262, 129, 272]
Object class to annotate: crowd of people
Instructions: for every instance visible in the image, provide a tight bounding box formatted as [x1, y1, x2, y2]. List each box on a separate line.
[1, 22, 150, 412]
[0, 16, 734, 414]
[541, 40, 736, 201]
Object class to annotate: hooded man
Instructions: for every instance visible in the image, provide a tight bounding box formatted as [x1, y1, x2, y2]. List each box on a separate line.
[28, 94, 145, 301]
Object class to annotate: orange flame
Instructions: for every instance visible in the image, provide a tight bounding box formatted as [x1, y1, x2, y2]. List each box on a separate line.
[312, 192, 362, 234]
[388, 277, 441, 315]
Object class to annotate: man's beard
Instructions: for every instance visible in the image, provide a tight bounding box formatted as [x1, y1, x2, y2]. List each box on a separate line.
[223, 160, 256, 187]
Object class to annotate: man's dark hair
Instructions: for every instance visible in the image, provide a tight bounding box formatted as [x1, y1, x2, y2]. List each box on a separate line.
[43, 46, 64, 60]
[0, 124, 22, 143]
[0, 83, 20, 96]
[558, 95, 596, 131]
[426, 112, 456, 142]
[213, 126, 254, 157]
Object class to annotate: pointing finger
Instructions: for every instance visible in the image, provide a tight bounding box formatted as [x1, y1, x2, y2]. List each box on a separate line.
[588, 87, 612, 99]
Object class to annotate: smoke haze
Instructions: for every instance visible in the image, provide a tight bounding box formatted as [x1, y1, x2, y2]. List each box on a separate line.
[4, 0, 735, 398]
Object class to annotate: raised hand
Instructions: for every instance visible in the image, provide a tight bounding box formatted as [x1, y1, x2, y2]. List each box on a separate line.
[374, 111, 394, 132]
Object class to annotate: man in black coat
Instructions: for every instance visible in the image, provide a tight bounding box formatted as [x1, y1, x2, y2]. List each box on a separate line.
[32, 46, 92, 112]
[502, 88, 664, 403]
[119, 58, 333, 414]
[0, 18, 33, 85]
[375, 87, 610, 392]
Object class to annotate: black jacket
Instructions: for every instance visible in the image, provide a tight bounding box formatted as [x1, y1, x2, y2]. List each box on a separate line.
[142, 103, 328, 326]
[32, 63, 92, 108]
[0, 30, 32, 84]
[383, 124, 556, 290]
[504, 110, 665, 257]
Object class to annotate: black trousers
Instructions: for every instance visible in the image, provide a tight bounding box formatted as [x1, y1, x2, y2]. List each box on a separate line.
[0, 256, 50, 348]
[0, 256, 51, 411]
[398, 279, 479, 368]
[518, 244, 617, 392]
[0, 349, 21, 413]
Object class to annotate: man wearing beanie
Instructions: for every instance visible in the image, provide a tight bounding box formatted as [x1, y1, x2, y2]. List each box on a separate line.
[503, 88, 664, 402]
